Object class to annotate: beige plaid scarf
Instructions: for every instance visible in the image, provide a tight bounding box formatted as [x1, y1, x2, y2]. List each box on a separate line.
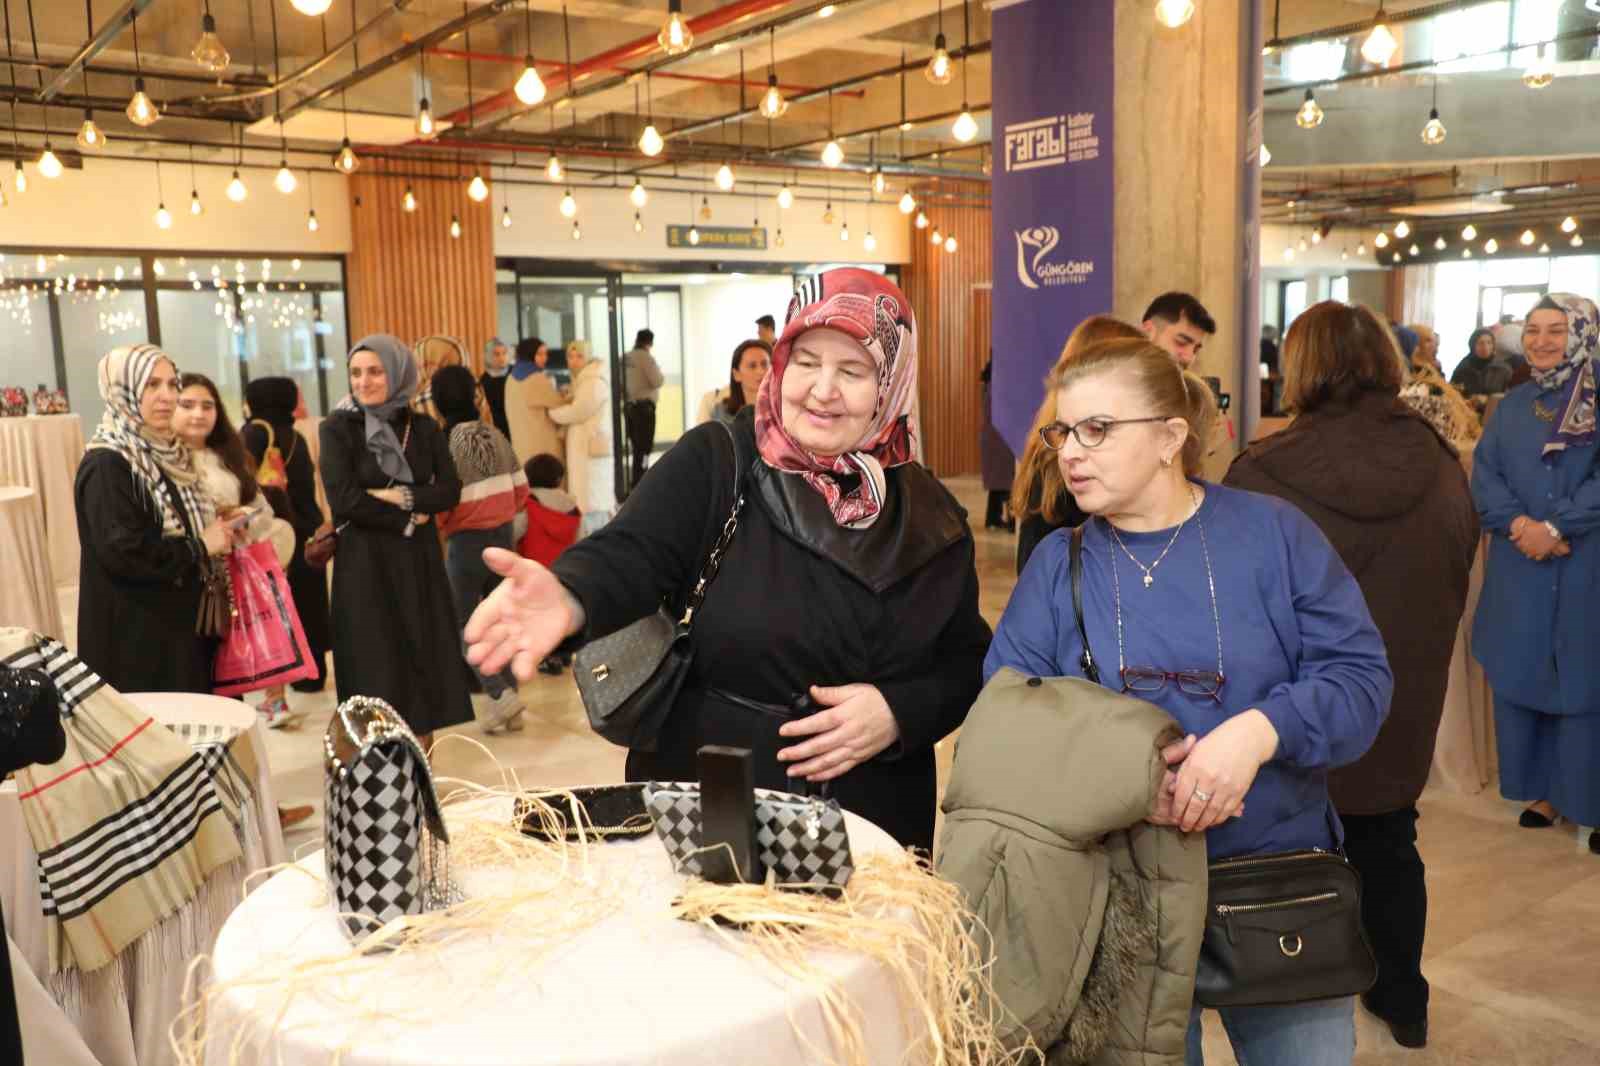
[2, 628, 243, 975]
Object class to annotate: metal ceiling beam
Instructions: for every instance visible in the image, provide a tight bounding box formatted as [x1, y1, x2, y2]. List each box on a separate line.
[37, 0, 160, 102]
[423, 46, 867, 98]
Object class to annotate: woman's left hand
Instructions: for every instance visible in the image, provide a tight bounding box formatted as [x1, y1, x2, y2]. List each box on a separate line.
[1171, 710, 1280, 833]
[777, 684, 901, 783]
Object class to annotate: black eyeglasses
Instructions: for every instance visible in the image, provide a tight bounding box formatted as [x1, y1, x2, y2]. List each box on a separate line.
[1039, 416, 1171, 451]
[1120, 667, 1225, 703]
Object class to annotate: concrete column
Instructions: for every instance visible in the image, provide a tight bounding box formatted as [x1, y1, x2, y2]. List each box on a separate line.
[1112, 0, 1263, 472]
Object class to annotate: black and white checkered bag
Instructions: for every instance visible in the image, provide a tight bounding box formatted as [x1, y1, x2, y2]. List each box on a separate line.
[642, 783, 854, 894]
[324, 697, 457, 940]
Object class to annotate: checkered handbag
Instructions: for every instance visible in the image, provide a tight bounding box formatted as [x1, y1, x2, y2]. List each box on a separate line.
[642, 783, 854, 893]
[323, 697, 457, 940]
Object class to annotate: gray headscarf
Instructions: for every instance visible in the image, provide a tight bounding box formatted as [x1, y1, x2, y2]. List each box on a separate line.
[339, 333, 419, 483]
[482, 336, 510, 378]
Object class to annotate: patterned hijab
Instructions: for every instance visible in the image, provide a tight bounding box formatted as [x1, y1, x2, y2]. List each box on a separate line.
[86, 344, 215, 539]
[1530, 293, 1598, 459]
[336, 333, 419, 482]
[753, 268, 919, 529]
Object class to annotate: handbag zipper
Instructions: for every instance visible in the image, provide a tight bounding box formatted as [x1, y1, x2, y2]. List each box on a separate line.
[1210, 848, 1328, 869]
[1215, 890, 1338, 944]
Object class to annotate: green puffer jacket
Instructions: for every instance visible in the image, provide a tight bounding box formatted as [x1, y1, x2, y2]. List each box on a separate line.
[937, 670, 1209, 1065]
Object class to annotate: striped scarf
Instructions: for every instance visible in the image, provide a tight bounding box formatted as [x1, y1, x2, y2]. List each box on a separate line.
[2, 628, 242, 975]
[85, 344, 215, 539]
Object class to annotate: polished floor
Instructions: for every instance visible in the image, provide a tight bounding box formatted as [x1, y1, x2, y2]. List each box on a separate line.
[68, 478, 1599, 1065]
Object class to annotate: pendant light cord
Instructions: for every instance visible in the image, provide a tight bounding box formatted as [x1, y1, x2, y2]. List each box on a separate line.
[463, 0, 474, 127]
[82, 0, 92, 97]
[5, 0, 21, 152]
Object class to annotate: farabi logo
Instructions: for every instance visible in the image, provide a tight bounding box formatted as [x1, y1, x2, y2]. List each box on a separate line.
[1015, 227, 1094, 289]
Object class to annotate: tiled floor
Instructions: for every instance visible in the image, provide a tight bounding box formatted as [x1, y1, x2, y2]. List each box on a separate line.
[59, 478, 1599, 1065]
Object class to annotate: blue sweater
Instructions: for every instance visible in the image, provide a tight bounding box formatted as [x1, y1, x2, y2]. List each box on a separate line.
[1470, 382, 1600, 715]
[984, 482, 1393, 859]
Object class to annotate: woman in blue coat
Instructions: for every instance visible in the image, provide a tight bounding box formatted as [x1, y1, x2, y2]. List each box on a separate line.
[1470, 292, 1600, 850]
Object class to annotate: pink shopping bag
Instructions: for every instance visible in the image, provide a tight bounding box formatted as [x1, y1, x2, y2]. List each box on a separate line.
[212, 540, 317, 696]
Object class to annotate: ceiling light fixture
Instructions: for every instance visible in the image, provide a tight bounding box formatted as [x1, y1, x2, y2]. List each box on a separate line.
[36, 144, 62, 179]
[1296, 88, 1324, 129]
[1522, 43, 1554, 89]
[821, 89, 843, 167]
[1420, 77, 1446, 146]
[450, 213, 461, 239]
[716, 163, 735, 191]
[658, 0, 693, 55]
[560, 189, 578, 217]
[192, 2, 229, 73]
[777, 183, 794, 209]
[227, 170, 247, 202]
[1434, 235, 1447, 250]
[1539, 242, 1551, 253]
[1408, 243, 1420, 256]
[945, 235, 958, 253]
[760, 29, 788, 119]
[290, 0, 333, 15]
[1484, 237, 1499, 254]
[1520, 228, 1536, 246]
[1572, 234, 1585, 248]
[1374, 232, 1390, 248]
[700, 194, 713, 221]
[638, 73, 664, 156]
[1360, 2, 1398, 66]
[403, 184, 418, 212]
[915, 210, 929, 229]
[1154, 0, 1196, 29]
[952, 2, 978, 142]
[931, 224, 943, 245]
[1561, 215, 1578, 233]
[634, 211, 644, 233]
[1461, 223, 1477, 240]
[1393, 220, 1410, 239]
[571, 219, 581, 241]
[125, 12, 159, 126]
[468, 170, 490, 202]
[898, 191, 916, 214]
[1260, 143, 1271, 166]
[274, 160, 297, 194]
[631, 178, 648, 208]
[926, 0, 954, 85]
[153, 161, 171, 229]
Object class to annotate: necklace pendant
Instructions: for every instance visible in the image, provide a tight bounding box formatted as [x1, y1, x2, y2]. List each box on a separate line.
[1143, 574, 1154, 589]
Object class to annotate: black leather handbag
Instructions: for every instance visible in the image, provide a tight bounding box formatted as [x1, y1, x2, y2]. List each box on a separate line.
[0, 665, 67, 775]
[573, 421, 750, 752]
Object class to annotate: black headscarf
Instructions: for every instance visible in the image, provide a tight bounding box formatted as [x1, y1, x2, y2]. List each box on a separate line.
[245, 377, 299, 429]
[431, 364, 481, 431]
[1466, 327, 1495, 360]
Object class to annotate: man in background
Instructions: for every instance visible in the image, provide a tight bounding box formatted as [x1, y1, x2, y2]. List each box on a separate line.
[756, 314, 777, 348]
[1141, 291, 1217, 370]
[622, 328, 664, 486]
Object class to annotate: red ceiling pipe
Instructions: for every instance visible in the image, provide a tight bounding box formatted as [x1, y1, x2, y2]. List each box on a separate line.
[437, 0, 797, 127]
[425, 47, 864, 97]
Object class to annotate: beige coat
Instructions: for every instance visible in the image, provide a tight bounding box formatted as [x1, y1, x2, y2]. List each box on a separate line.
[193, 449, 294, 566]
[938, 669, 1209, 1066]
[505, 370, 565, 467]
[549, 360, 615, 515]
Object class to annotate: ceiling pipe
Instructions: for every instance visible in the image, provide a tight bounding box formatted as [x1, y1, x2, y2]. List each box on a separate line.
[36, 0, 160, 102]
[1, 55, 270, 90]
[423, 46, 867, 99]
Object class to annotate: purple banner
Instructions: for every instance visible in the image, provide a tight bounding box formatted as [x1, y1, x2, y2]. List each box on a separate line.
[990, 0, 1116, 456]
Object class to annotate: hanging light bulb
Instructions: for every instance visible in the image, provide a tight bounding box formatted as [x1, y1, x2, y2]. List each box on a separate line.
[1539, 242, 1551, 254]
[872, 169, 887, 196]
[290, 0, 333, 14]
[1260, 143, 1271, 166]
[1462, 248, 1472, 258]
[1357, 240, 1366, 255]
[1434, 235, 1447, 250]
[571, 219, 582, 241]
[759, 74, 788, 120]
[1310, 229, 1323, 245]
[822, 202, 834, 225]
[154, 203, 172, 229]
[335, 138, 359, 174]
[931, 225, 943, 245]
[1522, 44, 1554, 89]
[1421, 108, 1446, 146]
[630, 179, 649, 208]
[688, 225, 701, 245]
[1296, 89, 1324, 129]
[945, 235, 958, 253]
[1154, 0, 1196, 29]
[658, 0, 694, 55]
[468, 171, 490, 202]
[915, 210, 929, 229]
[1392, 252, 1402, 263]
[547, 154, 564, 181]
[715, 163, 735, 191]
[864, 230, 877, 252]
[638, 123, 664, 158]
[840, 221, 849, 242]
[12, 162, 25, 193]
[192, 12, 230, 72]
[190, 189, 203, 216]
[1561, 216, 1578, 233]
[1572, 233, 1585, 248]
[36, 147, 63, 180]
[1360, 7, 1398, 66]
[126, 78, 159, 126]
[416, 98, 437, 140]
[1374, 232, 1390, 249]
[777, 184, 794, 209]
[76, 111, 105, 150]
[1461, 223, 1477, 241]
[307, 209, 320, 232]
[1298, 237, 1308, 252]
[1409, 243, 1420, 256]
[515, 58, 548, 105]
[1393, 220, 1411, 239]
[560, 189, 577, 218]
[403, 185, 418, 212]
[821, 140, 844, 168]
[274, 163, 297, 194]
[898, 191, 915, 214]
[926, 34, 953, 85]
[775, 227, 785, 248]
[1484, 237, 1499, 254]
[226, 170, 247, 202]
[501, 205, 513, 229]
[634, 211, 644, 234]
[1520, 229, 1536, 246]
[1340, 248, 1349, 261]
[952, 108, 979, 143]
[449, 214, 462, 239]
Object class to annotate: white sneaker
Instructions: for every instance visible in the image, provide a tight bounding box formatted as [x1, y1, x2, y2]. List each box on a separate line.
[481, 688, 526, 734]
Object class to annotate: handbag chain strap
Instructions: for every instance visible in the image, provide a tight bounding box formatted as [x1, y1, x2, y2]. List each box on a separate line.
[681, 421, 747, 627]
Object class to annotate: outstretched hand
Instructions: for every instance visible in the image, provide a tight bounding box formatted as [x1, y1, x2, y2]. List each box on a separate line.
[463, 548, 584, 681]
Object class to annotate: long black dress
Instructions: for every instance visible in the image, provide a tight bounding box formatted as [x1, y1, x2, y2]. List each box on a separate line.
[552, 411, 992, 851]
[241, 419, 332, 689]
[73, 449, 213, 693]
[320, 407, 471, 734]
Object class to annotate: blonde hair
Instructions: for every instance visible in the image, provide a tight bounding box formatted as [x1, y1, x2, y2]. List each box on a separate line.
[1011, 315, 1146, 523]
[1052, 338, 1218, 478]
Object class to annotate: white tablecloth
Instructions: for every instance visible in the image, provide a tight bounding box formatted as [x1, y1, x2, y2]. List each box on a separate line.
[2, 692, 285, 1066]
[0, 414, 86, 586]
[0, 486, 63, 640]
[206, 797, 919, 1066]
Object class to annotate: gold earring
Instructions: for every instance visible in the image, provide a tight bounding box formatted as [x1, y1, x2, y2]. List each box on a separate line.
[1162, 455, 1173, 467]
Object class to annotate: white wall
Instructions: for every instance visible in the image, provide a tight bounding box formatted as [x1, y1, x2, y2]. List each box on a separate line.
[492, 181, 911, 266]
[679, 276, 796, 423]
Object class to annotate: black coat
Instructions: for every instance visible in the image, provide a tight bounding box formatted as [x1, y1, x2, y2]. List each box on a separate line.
[320, 409, 471, 734]
[552, 411, 992, 851]
[73, 449, 213, 693]
[480, 372, 511, 440]
[241, 418, 331, 676]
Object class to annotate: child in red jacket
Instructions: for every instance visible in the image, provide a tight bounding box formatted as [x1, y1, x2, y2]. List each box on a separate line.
[518, 453, 581, 567]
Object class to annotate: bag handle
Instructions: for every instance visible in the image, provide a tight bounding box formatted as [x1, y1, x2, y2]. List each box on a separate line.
[247, 418, 276, 453]
[681, 421, 748, 629]
[1070, 525, 1101, 685]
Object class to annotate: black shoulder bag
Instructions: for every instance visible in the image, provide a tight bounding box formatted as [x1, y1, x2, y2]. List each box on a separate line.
[573, 422, 749, 752]
[1068, 523, 1376, 1008]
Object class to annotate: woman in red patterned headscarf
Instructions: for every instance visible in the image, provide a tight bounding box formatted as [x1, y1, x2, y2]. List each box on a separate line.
[464, 269, 990, 851]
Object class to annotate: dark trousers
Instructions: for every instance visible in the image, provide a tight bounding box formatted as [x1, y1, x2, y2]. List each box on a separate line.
[625, 400, 657, 486]
[444, 524, 519, 700]
[1341, 807, 1428, 1023]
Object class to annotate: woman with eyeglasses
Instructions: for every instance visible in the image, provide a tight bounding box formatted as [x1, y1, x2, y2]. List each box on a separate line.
[984, 337, 1392, 1066]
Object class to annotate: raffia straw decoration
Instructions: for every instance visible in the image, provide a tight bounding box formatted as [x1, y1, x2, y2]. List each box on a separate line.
[672, 850, 1042, 1066]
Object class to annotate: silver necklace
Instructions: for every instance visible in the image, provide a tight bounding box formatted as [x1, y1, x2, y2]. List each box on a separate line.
[1107, 486, 1201, 589]
[1110, 506, 1225, 681]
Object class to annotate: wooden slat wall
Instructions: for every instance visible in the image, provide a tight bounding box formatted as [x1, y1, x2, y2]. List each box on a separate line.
[346, 160, 497, 374]
[901, 180, 992, 477]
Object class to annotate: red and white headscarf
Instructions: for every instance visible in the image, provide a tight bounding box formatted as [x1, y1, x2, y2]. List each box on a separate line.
[753, 268, 919, 529]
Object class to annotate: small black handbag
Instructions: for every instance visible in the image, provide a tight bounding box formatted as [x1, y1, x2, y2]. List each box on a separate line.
[573, 421, 749, 752]
[1069, 525, 1377, 1008]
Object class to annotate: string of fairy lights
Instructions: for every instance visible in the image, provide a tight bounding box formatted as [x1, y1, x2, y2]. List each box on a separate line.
[4, 1, 988, 257]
